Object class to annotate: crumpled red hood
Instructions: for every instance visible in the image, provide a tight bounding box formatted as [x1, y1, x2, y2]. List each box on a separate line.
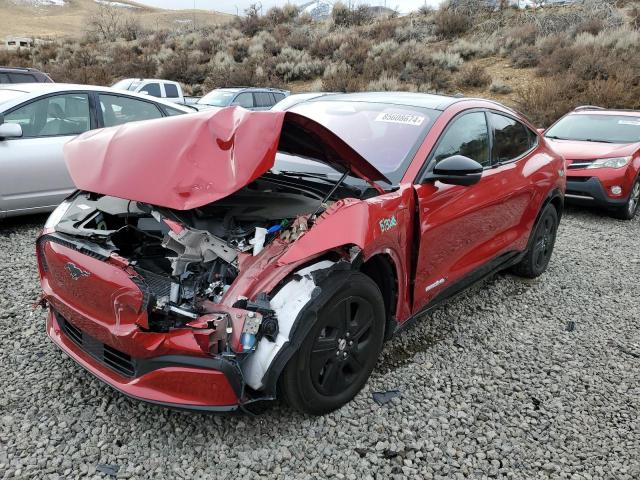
[64, 107, 388, 210]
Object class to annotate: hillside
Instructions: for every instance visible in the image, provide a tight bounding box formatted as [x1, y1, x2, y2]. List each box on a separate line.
[1, 1, 639, 126]
[0, 0, 231, 38]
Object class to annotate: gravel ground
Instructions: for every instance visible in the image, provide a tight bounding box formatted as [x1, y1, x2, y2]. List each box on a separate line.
[0, 207, 638, 480]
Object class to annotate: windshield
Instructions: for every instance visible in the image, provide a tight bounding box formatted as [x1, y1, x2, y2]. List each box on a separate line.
[198, 90, 236, 106]
[546, 114, 640, 144]
[272, 94, 324, 111]
[0, 89, 26, 108]
[289, 100, 440, 184]
[111, 79, 141, 91]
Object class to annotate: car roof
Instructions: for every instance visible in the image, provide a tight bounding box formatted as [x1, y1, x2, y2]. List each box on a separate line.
[570, 108, 640, 117]
[0, 66, 43, 73]
[310, 92, 463, 111]
[117, 78, 180, 84]
[0, 83, 193, 111]
[213, 87, 288, 93]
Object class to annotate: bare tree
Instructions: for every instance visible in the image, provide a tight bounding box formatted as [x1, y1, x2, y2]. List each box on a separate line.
[87, 5, 122, 42]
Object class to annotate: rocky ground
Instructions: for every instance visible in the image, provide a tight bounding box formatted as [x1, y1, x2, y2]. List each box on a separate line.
[0, 206, 638, 480]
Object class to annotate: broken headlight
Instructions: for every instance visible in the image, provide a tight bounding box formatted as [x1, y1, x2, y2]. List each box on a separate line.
[44, 200, 71, 230]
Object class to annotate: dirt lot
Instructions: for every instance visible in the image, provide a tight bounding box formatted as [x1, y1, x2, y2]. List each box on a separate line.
[0, 206, 638, 479]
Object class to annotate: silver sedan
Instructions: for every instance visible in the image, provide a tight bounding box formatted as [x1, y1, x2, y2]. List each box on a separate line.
[0, 83, 193, 219]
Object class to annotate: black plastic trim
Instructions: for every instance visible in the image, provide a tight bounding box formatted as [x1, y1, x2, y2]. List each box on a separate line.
[565, 176, 629, 208]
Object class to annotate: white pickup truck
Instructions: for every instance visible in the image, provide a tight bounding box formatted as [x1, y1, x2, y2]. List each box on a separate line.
[111, 78, 199, 107]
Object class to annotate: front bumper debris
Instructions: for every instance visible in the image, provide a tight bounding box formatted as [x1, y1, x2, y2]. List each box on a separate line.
[47, 308, 241, 411]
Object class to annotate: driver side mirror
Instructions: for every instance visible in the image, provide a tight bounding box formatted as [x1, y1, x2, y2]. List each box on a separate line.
[0, 115, 23, 140]
[423, 155, 483, 187]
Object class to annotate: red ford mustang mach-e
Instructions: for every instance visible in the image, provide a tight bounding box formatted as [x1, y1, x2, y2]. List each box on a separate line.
[37, 93, 565, 414]
[544, 106, 640, 219]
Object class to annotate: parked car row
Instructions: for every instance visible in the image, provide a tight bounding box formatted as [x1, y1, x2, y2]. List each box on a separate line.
[110, 78, 291, 112]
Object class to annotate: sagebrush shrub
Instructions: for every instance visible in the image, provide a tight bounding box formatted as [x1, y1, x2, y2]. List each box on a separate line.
[430, 51, 463, 71]
[322, 61, 363, 92]
[489, 80, 512, 95]
[367, 72, 402, 91]
[456, 64, 491, 89]
[510, 45, 540, 69]
[434, 10, 471, 38]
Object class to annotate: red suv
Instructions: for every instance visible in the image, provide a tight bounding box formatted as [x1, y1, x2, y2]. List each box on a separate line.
[544, 107, 640, 219]
[37, 93, 565, 414]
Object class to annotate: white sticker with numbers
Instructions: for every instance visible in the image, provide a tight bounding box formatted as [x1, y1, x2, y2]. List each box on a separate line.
[375, 112, 425, 126]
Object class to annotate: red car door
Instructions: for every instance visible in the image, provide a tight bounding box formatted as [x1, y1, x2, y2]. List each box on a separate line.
[411, 109, 538, 312]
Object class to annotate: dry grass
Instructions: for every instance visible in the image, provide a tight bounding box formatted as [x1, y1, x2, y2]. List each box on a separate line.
[0, 0, 231, 38]
[1, 0, 638, 129]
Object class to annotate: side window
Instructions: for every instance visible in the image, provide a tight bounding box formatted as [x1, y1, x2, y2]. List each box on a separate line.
[232, 93, 254, 108]
[99, 94, 163, 127]
[9, 73, 36, 83]
[254, 92, 273, 108]
[273, 92, 285, 102]
[0, 73, 11, 83]
[163, 105, 186, 116]
[142, 83, 161, 98]
[164, 83, 179, 98]
[432, 112, 490, 167]
[490, 112, 536, 164]
[4, 93, 90, 138]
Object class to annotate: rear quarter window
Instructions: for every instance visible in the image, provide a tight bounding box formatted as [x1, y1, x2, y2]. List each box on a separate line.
[8, 73, 36, 83]
[164, 84, 179, 98]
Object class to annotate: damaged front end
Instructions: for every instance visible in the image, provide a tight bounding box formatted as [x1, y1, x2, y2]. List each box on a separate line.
[38, 107, 388, 411]
[39, 182, 360, 411]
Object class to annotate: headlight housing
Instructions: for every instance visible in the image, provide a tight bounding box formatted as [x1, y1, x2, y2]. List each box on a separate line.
[587, 156, 631, 169]
[44, 200, 71, 230]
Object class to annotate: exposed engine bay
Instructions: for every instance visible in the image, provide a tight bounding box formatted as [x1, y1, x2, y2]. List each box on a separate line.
[53, 174, 363, 337]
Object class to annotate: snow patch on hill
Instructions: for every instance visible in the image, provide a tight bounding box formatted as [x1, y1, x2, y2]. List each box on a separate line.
[11, 0, 66, 6]
[95, 0, 139, 8]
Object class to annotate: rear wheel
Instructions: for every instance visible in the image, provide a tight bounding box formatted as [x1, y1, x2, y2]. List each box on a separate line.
[613, 178, 640, 220]
[279, 272, 385, 415]
[511, 204, 559, 279]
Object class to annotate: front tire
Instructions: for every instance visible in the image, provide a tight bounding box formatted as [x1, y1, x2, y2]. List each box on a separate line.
[279, 272, 385, 415]
[511, 203, 559, 279]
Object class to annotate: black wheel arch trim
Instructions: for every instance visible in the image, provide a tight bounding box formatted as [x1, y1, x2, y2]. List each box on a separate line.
[259, 267, 365, 398]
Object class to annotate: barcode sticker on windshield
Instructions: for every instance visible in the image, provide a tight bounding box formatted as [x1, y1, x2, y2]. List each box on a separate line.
[618, 120, 640, 126]
[375, 112, 425, 126]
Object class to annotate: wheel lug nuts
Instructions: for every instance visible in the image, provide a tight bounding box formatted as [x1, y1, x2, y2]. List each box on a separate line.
[349, 341, 353, 346]
[343, 352, 347, 358]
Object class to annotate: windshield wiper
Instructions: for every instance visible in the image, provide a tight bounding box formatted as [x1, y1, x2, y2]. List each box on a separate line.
[545, 135, 570, 140]
[578, 138, 615, 143]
